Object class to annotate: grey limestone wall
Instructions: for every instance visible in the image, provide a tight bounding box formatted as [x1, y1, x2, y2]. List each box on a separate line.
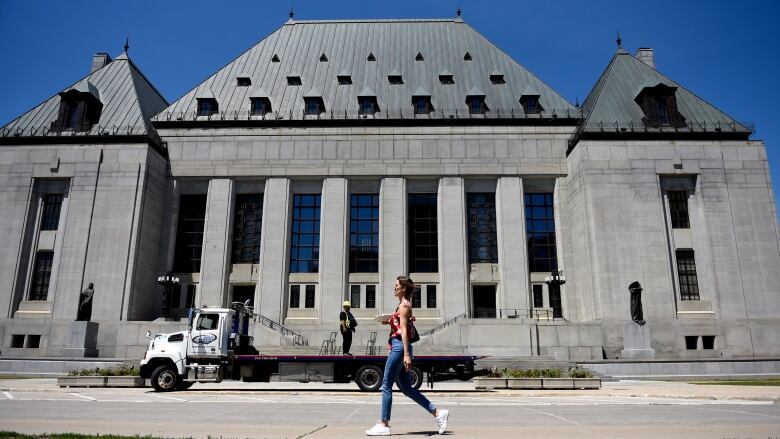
[565, 139, 780, 358]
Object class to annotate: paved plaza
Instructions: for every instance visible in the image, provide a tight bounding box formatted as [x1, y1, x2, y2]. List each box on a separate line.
[0, 378, 778, 438]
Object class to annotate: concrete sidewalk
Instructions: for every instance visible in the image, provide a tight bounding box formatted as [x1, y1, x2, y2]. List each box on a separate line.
[2, 377, 779, 402]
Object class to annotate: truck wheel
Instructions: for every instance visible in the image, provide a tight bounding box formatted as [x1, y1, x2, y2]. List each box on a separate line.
[409, 366, 423, 390]
[176, 381, 194, 391]
[355, 365, 383, 392]
[151, 365, 179, 392]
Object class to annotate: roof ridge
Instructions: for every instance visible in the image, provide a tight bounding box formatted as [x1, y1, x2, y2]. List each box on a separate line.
[289, 18, 458, 24]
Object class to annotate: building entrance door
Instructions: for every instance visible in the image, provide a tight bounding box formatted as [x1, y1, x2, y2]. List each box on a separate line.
[232, 285, 255, 306]
[472, 285, 496, 318]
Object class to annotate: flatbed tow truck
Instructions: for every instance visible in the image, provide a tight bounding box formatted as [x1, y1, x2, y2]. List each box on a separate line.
[140, 302, 480, 392]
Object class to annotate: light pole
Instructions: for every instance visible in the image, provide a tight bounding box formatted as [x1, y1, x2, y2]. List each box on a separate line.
[157, 272, 180, 318]
[544, 269, 566, 319]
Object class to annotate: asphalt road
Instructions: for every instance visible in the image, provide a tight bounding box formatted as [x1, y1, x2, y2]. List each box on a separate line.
[1, 384, 779, 439]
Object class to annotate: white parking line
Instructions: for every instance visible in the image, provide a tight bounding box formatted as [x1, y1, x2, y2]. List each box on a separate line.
[2, 391, 13, 400]
[221, 394, 278, 403]
[146, 393, 186, 402]
[68, 393, 96, 401]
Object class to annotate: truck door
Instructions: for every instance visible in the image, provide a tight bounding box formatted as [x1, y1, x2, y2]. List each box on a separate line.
[189, 311, 224, 357]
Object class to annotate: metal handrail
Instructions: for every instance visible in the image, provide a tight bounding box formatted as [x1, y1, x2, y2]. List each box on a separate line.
[419, 312, 467, 338]
[254, 313, 308, 346]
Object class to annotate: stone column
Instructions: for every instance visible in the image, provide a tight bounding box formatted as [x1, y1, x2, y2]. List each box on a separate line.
[438, 177, 469, 320]
[257, 178, 291, 322]
[318, 178, 348, 324]
[199, 178, 235, 308]
[379, 178, 406, 314]
[496, 177, 529, 311]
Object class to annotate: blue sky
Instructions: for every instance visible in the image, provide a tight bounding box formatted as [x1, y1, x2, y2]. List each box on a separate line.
[1, 0, 779, 198]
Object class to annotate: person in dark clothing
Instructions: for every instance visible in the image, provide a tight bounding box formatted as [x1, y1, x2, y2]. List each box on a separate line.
[339, 300, 357, 355]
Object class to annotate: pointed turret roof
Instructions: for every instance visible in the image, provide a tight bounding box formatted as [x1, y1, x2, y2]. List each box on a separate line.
[1, 51, 167, 140]
[575, 48, 751, 144]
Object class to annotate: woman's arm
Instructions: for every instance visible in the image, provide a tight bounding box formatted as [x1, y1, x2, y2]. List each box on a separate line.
[398, 302, 413, 372]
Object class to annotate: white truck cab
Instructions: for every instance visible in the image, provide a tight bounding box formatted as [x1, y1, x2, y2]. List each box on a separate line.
[140, 303, 254, 391]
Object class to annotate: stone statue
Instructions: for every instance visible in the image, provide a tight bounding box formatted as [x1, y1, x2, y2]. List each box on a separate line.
[628, 281, 644, 324]
[77, 283, 94, 321]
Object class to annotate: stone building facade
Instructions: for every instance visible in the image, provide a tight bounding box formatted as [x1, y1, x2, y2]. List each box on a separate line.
[1, 18, 778, 360]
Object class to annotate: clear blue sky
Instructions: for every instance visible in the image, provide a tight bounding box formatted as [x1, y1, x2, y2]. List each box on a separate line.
[1, 0, 779, 197]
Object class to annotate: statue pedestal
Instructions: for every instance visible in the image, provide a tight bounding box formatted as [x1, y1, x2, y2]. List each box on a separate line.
[62, 321, 99, 358]
[621, 321, 655, 359]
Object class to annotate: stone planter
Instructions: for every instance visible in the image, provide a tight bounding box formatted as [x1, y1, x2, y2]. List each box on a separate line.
[506, 378, 543, 389]
[57, 376, 144, 388]
[572, 378, 601, 389]
[473, 377, 507, 389]
[541, 378, 574, 389]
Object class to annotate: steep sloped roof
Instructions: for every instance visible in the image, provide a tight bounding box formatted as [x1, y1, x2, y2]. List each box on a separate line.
[155, 18, 575, 122]
[579, 49, 751, 134]
[1, 51, 168, 139]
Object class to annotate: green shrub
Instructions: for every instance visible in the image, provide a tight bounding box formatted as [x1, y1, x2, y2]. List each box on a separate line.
[68, 364, 139, 377]
[568, 366, 594, 378]
[503, 368, 562, 378]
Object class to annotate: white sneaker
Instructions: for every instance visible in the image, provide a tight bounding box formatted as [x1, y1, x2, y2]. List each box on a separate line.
[435, 409, 449, 434]
[365, 422, 391, 436]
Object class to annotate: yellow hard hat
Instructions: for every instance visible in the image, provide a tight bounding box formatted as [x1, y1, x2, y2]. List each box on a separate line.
[343, 300, 351, 308]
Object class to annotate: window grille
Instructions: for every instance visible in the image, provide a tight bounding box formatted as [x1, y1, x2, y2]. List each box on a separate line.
[349, 194, 379, 273]
[408, 194, 438, 272]
[232, 194, 263, 264]
[290, 194, 321, 273]
[30, 251, 54, 301]
[525, 193, 558, 272]
[467, 193, 498, 263]
[173, 194, 207, 273]
[668, 191, 690, 229]
[676, 249, 700, 300]
[40, 193, 63, 231]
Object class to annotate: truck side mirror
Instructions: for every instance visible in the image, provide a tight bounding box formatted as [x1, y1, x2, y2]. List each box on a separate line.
[145, 330, 152, 340]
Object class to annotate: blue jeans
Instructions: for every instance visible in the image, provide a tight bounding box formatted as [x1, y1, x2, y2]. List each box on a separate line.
[381, 338, 436, 422]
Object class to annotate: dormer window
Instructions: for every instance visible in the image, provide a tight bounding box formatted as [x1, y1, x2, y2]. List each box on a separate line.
[287, 76, 302, 86]
[635, 83, 686, 128]
[237, 77, 251, 87]
[197, 98, 218, 116]
[304, 97, 325, 115]
[439, 75, 454, 85]
[490, 74, 505, 84]
[319, 53, 328, 62]
[250, 97, 271, 116]
[358, 96, 379, 115]
[388, 75, 403, 85]
[413, 96, 433, 114]
[415, 52, 424, 61]
[466, 96, 488, 114]
[520, 95, 543, 114]
[367, 52, 376, 62]
[464, 52, 472, 61]
[337, 75, 352, 85]
[271, 54, 280, 63]
[51, 84, 102, 132]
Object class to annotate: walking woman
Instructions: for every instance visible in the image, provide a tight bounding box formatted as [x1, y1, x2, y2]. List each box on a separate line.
[365, 275, 449, 436]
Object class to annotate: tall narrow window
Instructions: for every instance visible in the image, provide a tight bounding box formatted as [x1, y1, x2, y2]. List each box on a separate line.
[412, 286, 422, 308]
[40, 194, 63, 231]
[349, 194, 379, 273]
[532, 284, 544, 308]
[290, 194, 321, 273]
[668, 191, 690, 229]
[350, 285, 361, 308]
[676, 249, 700, 301]
[232, 194, 263, 264]
[408, 193, 438, 272]
[656, 96, 670, 126]
[413, 96, 433, 115]
[304, 97, 324, 115]
[173, 194, 207, 273]
[289, 285, 300, 308]
[525, 193, 557, 272]
[29, 251, 54, 301]
[305, 285, 316, 308]
[467, 193, 498, 263]
[426, 285, 437, 308]
[366, 285, 376, 308]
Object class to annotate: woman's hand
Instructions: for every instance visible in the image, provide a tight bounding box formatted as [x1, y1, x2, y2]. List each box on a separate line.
[403, 354, 412, 372]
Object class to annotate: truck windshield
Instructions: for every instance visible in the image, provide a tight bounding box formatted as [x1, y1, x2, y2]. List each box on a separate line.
[196, 313, 219, 330]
